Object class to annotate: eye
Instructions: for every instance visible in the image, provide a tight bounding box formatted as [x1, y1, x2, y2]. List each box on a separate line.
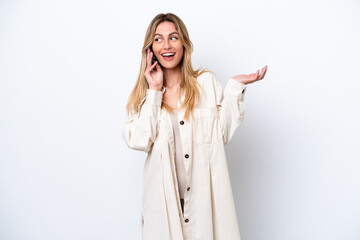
[170, 36, 178, 40]
[154, 38, 162, 42]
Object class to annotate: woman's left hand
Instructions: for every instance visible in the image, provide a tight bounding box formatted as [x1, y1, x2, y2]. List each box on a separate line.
[231, 65, 268, 84]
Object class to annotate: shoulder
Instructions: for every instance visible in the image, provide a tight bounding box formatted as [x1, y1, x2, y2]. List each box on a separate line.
[197, 71, 215, 82]
[195, 71, 224, 106]
[196, 71, 222, 88]
[196, 71, 223, 91]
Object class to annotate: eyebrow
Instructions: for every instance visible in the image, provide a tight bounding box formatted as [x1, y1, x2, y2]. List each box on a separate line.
[154, 32, 179, 37]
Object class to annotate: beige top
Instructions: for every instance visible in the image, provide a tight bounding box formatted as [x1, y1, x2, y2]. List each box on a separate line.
[169, 109, 186, 199]
[122, 72, 247, 239]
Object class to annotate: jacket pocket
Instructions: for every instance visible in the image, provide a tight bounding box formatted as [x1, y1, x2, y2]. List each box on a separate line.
[193, 107, 219, 145]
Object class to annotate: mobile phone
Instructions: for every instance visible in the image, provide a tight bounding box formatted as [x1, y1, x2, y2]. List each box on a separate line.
[149, 45, 158, 65]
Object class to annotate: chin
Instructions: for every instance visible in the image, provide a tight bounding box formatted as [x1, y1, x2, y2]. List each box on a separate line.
[161, 62, 181, 70]
[163, 65, 177, 70]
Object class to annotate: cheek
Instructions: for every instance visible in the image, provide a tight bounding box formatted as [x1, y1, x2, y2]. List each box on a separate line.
[152, 44, 161, 53]
[178, 49, 184, 60]
[176, 46, 184, 58]
[152, 46, 161, 58]
[152, 46, 160, 53]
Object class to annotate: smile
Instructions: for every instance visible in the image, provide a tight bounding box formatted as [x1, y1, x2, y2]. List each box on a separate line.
[161, 52, 175, 57]
[161, 52, 176, 61]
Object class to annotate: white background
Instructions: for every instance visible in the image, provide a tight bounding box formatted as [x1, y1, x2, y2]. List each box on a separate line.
[1, 0, 359, 239]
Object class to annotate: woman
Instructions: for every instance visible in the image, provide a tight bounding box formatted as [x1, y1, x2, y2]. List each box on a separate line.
[122, 13, 267, 240]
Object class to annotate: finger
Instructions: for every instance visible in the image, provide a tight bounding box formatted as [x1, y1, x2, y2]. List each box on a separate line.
[147, 51, 156, 72]
[259, 66, 267, 80]
[254, 70, 260, 80]
[146, 48, 150, 67]
[149, 60, 158, 71]
[248, 73, 257, 82]
[155, 61, 162, 72]
[146, 48, 152, 68]
[145, 54, 155, 73]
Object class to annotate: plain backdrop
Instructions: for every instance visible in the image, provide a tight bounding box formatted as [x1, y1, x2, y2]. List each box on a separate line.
[1, 0, 360, 239]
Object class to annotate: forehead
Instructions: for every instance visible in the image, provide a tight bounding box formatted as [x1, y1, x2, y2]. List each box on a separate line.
[155, 21, 178, 35]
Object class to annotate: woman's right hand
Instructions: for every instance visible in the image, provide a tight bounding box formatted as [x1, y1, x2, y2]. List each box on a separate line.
[145, 47, 163, 91]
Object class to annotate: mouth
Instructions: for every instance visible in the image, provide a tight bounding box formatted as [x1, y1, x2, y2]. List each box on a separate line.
[161, 52, 175, 61]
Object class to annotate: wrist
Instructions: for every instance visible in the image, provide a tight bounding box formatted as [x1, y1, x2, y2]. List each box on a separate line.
[231, 78, 247, 85]
[149, 86, 162, 91]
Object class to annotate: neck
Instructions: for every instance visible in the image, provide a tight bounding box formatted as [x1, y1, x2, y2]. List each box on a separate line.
[163, 65, 182, 88]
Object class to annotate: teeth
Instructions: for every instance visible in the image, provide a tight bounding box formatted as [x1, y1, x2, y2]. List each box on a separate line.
[162, 53, 175, 57]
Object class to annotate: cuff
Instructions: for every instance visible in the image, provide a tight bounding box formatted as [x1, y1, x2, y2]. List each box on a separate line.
[144, 87, 164, 107]
[226, 78, 247, 101]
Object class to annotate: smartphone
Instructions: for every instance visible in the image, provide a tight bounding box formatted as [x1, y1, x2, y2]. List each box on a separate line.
[149, 45, 158, 65]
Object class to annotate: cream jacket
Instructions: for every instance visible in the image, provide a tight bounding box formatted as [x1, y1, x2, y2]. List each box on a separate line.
[122, 72, 247, 240]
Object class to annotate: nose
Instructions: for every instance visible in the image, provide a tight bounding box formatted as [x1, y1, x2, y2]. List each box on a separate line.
[163, 39, 171, 49]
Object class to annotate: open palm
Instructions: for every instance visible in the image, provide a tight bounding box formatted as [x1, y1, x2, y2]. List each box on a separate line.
[232, 65, 268, 84]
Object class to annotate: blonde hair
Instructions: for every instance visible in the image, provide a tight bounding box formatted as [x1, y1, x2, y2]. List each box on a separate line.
[126, 13, 212, 120]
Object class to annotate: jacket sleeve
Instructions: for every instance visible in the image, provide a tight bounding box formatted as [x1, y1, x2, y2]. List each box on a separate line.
[122, 88, 164, 152]
[213, 76, 247, 145]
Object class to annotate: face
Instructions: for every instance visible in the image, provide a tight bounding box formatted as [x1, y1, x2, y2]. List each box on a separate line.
[152, 21, 184, 70]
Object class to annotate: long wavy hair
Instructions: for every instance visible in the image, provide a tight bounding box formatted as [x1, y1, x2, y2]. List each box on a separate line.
[126, 13, 212, 120]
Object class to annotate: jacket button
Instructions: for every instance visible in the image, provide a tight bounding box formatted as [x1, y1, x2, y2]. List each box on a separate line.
[180, 120, 184, 125]
[187, 187, 190, 191]
[185, 218, 189, 223]
[185, 154, 189, 158]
